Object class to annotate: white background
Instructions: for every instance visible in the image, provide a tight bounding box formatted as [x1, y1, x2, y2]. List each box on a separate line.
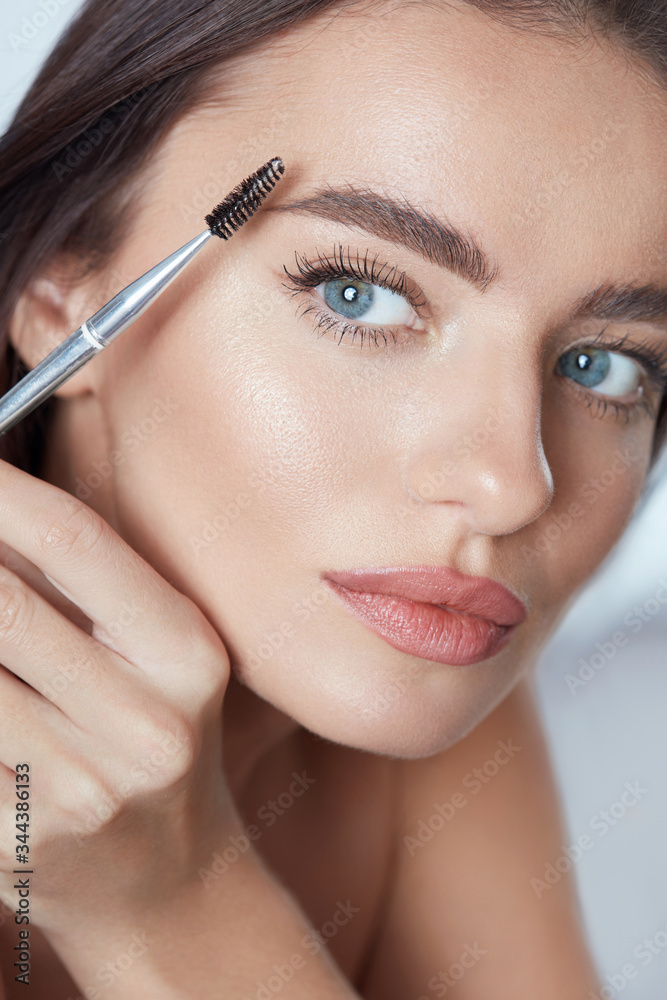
[1, 3, 666, 996]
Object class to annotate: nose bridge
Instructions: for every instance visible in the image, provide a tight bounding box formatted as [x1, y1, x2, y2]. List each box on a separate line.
[402, 330, 554, 535]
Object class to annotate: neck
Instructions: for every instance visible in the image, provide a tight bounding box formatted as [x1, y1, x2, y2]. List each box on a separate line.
[221, 671, 302, 801]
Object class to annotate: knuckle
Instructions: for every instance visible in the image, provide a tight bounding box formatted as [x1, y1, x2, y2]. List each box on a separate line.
[32, 498, 106, 560]
[130, 709, 199, 788]
[200, 663, 229, 709]
[179, 608, 230, 703]
[191, 644, 230, 706]
[165, 725, 199, 780]
[0, 578, 32, 644]
[62, 766, 120, 826]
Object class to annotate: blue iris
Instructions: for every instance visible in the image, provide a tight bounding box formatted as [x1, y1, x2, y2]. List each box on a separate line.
[557, 347, 611, 388]
[323, 279, 374, 320]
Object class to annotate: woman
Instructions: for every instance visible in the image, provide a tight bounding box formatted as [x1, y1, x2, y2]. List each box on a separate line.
[0, 0, 665, 995]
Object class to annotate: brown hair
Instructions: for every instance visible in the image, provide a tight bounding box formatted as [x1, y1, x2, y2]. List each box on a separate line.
[1, 0, 666, 476]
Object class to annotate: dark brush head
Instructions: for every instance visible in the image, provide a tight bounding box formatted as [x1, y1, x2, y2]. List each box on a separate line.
[205, 157, 285, 239]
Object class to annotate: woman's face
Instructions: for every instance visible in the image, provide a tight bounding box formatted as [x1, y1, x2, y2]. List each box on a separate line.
[44, 0, 667, 756]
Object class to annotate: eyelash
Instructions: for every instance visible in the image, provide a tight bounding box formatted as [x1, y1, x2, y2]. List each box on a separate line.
[282, 244, 426, 351]
[281, 245, 667, 423]
[569, 329, 667, 423]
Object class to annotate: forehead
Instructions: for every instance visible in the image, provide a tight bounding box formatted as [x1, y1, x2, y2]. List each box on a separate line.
[206, 0, 667, 299]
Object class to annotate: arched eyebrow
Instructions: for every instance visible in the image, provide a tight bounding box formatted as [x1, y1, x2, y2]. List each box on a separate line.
[268, 181, 499, 292]
[269, 182, 667, 329]
[571, 282, 667, 329]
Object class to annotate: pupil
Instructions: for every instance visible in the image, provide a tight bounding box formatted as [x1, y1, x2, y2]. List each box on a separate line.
[343, 286, 358, 303]
[577, 353, 592, 370]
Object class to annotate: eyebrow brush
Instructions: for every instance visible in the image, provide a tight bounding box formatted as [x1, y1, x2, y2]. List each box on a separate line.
[0, 156, 285, 438]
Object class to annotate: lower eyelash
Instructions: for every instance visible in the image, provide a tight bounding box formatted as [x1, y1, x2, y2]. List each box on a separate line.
[295, 301, 399, 349]
[578, 393, 657, 423]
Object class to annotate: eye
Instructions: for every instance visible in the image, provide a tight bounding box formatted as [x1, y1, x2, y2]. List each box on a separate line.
[314, 278, 424, 330]
[557, 346, 642, 398]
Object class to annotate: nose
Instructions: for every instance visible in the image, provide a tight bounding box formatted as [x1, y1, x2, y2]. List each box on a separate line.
[401, 342, 554, 536]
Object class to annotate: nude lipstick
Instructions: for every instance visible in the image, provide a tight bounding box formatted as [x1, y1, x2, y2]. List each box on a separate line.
[322, 565, 526, 666]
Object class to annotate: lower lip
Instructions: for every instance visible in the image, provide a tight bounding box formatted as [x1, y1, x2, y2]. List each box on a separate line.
[324, 582, 517, 666]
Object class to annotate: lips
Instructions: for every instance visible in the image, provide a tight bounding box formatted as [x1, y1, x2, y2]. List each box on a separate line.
[321, 565, 526, 666]
[323, 565, 527, 626]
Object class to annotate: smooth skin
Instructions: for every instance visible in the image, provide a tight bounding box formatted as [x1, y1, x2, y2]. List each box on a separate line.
[1, 0, 666, 995]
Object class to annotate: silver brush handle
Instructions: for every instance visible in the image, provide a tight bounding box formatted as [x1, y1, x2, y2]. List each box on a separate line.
[0, 155, 286, 440]
[87, 229, 212, 346]
[0, 229, 212, 437]
[0, 326, 100, 435]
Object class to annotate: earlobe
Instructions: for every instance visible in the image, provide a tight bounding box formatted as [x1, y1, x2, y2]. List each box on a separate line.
[8, 267, 99, 398]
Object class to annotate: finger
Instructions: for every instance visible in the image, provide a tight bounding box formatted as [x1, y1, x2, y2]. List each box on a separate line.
[0, 562, 153, 724]
[0, 669, 115, 835]
[0, 662, 64, 755]
[0, 540, 93, 634]
[0, 459, 227, 686]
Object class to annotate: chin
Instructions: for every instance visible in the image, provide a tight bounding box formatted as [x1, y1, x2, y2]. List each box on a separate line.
[241, 648, 521, 760]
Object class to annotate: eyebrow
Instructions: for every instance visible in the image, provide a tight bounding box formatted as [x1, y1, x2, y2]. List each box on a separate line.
[269, 181, 499, 291]
[571, 282, 667, 329]
[269, 182, 667, 329]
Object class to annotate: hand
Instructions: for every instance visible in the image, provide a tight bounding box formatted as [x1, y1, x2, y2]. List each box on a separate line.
[0, 456, 234, 935]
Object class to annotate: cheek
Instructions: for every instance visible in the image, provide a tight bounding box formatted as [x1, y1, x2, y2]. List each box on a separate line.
[100, 284, 403, 595]
[528, 411, 652, 606]
[161, 276, 413, 556]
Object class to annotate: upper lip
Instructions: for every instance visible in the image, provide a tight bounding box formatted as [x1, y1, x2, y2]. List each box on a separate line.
[322, 565, 527, 627]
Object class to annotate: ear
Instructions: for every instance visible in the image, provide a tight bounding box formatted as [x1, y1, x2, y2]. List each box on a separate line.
[8, 260, 106, 398]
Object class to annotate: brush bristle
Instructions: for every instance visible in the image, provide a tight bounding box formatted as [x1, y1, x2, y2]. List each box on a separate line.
[205, 157, 285, 239]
